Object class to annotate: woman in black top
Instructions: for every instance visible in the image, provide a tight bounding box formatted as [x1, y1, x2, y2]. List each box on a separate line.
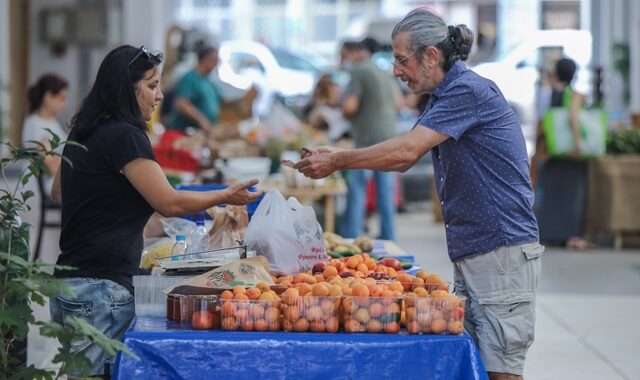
[49, 45, 262, 378]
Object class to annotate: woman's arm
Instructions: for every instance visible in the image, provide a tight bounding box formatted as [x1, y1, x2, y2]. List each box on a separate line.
[123, 158, 263, 217]
[39, 139, 62, 176]
[569, 91, 585, 156]
[51, 166, 62, 203]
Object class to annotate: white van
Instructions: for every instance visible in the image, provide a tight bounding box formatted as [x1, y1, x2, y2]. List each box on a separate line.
[472, 29, 592, 134]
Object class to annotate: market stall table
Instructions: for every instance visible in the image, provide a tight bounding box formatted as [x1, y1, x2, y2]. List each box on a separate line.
[113, 317, 488, 380]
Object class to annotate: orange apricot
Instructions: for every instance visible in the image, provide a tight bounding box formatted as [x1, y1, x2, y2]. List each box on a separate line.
[234, 293, 249, 301]
[220, 290, 234, 300]
[430, 290, 449, 298]
[383, 321, 400, 333]
[264, 306, 280, 323]
[328, 285, 343, 297]
[254, 319, 269, 331]
[235, 308, 250, 323]
[284, 305, 300, 322]
[354, 308, 371, 324]
[325, 317, 340, 333]
[367, 319, 383, 333]
[312, 283, 330, 297]
[386, 302, 401, 315]
[310, 320, 325, 332]
[232, 285, 246, 295]
[352, 284, 370, 297]
[221, 301, 236, 316]
[431, 318, 447, 334]
[246, 287, 261, 300]
[221, 316, 238, 330]
[323, 266, 338, 278]
[293, 318, 310, 332]
[256, 282, 270, 292]
[344, 319, 362, 333]
[448, 320, 464, 335]
[296, 282, 313, 297]
[368, 302, 384, 319]
[407, 320, 421, 334]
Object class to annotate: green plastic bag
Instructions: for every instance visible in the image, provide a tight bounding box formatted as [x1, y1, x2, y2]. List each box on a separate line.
[542, 88, 608, 158]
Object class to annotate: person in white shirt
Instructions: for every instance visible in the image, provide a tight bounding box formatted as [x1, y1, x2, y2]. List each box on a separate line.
[22, 73, 69, 178]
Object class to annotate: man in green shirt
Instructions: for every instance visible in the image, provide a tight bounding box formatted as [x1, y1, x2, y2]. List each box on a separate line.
[169, 45, 223, 133]
[339, 40, 402, 241]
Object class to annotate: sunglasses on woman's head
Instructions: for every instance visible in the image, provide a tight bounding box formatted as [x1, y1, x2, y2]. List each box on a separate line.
[128, 46, 153, 67]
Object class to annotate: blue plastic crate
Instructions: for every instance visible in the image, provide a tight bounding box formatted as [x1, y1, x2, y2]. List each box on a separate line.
[175, 184, 263, 221]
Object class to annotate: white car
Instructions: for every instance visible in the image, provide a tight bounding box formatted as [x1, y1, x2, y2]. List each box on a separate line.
[216, 40, 328, 116]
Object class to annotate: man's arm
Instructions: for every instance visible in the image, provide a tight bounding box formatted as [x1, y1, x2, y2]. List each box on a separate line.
[342, 94, 359, 118]
[295, 126, 449, 179]
[174, 97, 215, 133]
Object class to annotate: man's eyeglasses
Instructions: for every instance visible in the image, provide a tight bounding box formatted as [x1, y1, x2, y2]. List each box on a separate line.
[128, 46, 152, 67]
[391, 52, 416, 69]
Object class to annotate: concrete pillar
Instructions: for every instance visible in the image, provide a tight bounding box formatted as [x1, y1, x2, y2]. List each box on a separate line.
[630, 0, 640, 116]
[0, 0, 9, 143]
[9, 0, 29, 146]
[497, 0, 538, 56]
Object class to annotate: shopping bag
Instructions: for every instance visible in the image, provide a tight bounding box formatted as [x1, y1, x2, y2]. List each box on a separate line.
[541, 89, 608, 158]
[245, 189, 326, 275]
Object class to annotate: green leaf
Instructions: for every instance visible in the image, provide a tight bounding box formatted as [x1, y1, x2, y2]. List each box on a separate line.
[8, 365, 54, 380]
[67, 317, 139, 360]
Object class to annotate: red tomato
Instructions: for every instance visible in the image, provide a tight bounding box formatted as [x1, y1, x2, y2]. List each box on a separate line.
[192, 311, 215, 330]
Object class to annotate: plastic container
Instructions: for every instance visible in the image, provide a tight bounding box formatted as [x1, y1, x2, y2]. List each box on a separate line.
[133, 274, 192, 317]
[404, 295, 466, 335]
[189, 295, 221, 330]
[341, 296, 403, 333]
[281, 296, 341, 333]
[171, 234, 188, 261]
[220, 299, 282, 332]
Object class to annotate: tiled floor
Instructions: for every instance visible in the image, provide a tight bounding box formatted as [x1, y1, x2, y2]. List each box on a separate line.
[21, 190, 640, 379]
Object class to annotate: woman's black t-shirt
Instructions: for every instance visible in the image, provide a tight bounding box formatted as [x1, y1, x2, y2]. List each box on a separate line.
[54, 121, 156, 294]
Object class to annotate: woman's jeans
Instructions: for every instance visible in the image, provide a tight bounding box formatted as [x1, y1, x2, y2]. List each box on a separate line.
[340, 169, 396, 240]
[50, 277, 134, 377]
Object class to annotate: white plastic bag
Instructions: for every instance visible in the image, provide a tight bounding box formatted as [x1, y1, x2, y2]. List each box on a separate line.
[245, 189, 326, 275]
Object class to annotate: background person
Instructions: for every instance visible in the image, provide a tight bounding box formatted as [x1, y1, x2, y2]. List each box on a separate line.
[22, 73, 69, 181]
[168, 43, 223, 134]
[338, 40, 402, 241]
[293, 9, 542, 380]
[49, 45, 262, 378]
[533, 57, 593, 250]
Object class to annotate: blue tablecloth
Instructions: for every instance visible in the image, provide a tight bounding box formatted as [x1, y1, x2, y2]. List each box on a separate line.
[114, 317, 487, 380]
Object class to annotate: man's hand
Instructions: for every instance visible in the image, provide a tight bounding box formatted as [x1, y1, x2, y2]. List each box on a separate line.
[294, 153, 339, 179]
[301, 146, 340, 158]
[224, 179, 264, 205]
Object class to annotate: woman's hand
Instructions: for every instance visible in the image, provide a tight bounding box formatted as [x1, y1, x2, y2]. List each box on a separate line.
[224, 179, 264, 205]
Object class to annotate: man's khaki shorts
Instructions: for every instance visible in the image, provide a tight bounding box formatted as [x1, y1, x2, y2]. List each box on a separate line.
[453, 242, 544, 375]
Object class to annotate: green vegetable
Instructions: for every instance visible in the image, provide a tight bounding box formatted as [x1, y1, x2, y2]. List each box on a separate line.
[400, 261, 413, 270]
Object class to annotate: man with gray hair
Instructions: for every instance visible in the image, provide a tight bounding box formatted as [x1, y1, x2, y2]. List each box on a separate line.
[293, 8, 542, 380]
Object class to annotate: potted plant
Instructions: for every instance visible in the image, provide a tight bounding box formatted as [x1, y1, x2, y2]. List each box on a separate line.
[0, 132, 137, 379]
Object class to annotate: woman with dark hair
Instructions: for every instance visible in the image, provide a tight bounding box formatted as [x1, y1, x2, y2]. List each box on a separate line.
[533, 57, 593, 250]
[49, 45, 262, 378]
[22, 73, 69, 178]
[293, 8, 542, 380]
